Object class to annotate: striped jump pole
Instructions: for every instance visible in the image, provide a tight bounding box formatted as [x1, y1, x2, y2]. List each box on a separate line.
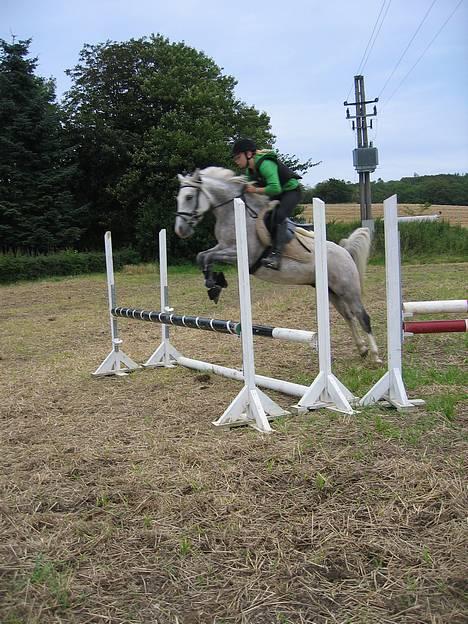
[112, 307, 317, 345]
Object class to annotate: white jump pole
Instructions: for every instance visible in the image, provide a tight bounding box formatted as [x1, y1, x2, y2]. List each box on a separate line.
[143, 229, 180, 368]
[175, 356, 309, 398]
[296, 198, 356, 414]
[397, 214, 440, 223]
[212, 198, 288, 432]
[93, 232, 140, 377]
[403, 299, 468, 315]
[359, 195, 423, 409]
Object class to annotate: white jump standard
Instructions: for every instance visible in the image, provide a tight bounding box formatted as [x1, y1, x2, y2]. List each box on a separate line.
[360, 196, 466, 409]
[92, 231, 141, 377]
[295, 198, 356, 415]
[359, 196, 424, 409]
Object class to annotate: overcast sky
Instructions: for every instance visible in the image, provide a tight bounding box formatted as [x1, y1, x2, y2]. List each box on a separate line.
[2, 0, 467, 185]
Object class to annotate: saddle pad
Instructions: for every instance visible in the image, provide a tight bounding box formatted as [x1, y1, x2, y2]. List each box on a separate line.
[255, 205, 314, 264]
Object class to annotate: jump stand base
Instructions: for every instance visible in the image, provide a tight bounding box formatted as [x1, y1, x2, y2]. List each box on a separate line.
[359, 369, 424, 411]
[294, 371, 357, 415]
[377, 398, 425, 410]
[92, 347, 141, 377]
[143, 341, 181, 368]
[212, 386, 289, 434]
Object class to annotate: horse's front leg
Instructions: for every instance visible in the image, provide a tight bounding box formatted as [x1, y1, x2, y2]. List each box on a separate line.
[197, 245, 238, 303]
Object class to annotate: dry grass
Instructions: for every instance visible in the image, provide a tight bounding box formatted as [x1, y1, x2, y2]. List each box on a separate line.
[1, 262, 467, 624]
[300, 204, 468, 228]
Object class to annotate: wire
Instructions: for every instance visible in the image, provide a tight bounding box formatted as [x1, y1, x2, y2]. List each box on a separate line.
[358, 0, 393, 75]
[378, 0, 438, 99]
[345, 0, 392, 102]
[383, 0, 465, 108]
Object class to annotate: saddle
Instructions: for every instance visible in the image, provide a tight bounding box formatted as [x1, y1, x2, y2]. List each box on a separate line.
[255, 204, 314, 263]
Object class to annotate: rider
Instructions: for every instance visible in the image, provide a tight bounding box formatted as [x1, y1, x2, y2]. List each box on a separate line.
[232, 138, 302, 270]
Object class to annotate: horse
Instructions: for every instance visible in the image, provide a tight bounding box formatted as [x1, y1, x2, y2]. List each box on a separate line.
[175, 166, 381, 364]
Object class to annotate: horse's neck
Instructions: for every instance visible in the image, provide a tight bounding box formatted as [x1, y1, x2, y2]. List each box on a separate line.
[207, 180, 242, 205]
[213, 189, 266, 262]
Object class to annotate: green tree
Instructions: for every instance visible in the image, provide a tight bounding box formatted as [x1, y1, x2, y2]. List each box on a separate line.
[0, 38, 81, 253]
[313, 178, 354, 203]
[62, 35, 274, 259]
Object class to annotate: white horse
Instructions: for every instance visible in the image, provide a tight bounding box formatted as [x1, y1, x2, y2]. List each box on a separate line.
[175, 167, 381, 364]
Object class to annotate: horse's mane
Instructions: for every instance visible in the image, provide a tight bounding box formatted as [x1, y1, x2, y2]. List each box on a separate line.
[183, 166, 270, 208]
[200, 166, 246, 185]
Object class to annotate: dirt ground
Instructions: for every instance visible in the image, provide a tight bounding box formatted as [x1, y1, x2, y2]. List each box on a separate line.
[1, 261, 467, 623]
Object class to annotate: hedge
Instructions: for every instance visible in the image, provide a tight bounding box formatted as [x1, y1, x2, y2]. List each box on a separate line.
[0, 248, 140, 284]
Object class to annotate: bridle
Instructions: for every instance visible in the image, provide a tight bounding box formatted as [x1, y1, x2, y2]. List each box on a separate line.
[176, 181, 256, 227]
[175, 184, 215, 227]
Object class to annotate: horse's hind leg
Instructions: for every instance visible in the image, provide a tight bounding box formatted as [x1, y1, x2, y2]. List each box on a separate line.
[354, 305, 381, 364]
[329, 293, 382, 364]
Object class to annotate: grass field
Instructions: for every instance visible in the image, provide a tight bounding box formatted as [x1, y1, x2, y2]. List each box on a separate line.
[300, 204, 468, 228]
[1, 261, 467, 623]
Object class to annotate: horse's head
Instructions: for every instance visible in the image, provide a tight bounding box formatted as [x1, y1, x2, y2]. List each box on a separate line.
[175, 167, 246, 239]
[175, 169, 208, 239]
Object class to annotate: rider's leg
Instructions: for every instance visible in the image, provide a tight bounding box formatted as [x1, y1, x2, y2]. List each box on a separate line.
[261, 188, 301, 270]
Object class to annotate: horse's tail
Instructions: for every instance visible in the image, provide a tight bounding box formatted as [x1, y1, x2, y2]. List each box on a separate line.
[339, 227, 371, 292]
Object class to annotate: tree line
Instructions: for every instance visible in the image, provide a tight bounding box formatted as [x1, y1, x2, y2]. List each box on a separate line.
[1, 36, 466, 261]
[302, 174, 468, 205]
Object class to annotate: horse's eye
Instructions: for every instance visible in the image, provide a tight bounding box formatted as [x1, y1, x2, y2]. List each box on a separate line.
[186, 195, 193, 201]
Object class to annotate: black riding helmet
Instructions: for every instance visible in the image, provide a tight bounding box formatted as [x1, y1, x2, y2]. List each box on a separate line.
[232, 138, 256, 156]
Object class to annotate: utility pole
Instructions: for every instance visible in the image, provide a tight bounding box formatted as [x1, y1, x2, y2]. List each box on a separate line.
[344, 75, 379, 231]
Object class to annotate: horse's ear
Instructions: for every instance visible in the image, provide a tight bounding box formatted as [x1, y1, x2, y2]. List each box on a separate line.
[193, 168, 200, 180]
[177, 174, 185, 183]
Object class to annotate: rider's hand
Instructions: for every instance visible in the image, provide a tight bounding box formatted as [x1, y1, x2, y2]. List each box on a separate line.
[245, 185, 263, 194]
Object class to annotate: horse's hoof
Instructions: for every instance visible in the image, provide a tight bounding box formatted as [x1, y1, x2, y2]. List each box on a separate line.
[207, 285, 221, 303]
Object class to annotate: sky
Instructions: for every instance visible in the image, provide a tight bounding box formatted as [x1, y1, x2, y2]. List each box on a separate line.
[2, 0, 467, 186]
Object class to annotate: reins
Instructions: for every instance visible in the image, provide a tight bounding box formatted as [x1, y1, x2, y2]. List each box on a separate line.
[176, 181, 259, 224]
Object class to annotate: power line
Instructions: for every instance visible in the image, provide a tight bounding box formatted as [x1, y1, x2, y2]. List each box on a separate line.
[345, 0, 392, 102]
[378, 0, 438, 99]
[383, 0, 465, 108]
[357, 0, 393, 75]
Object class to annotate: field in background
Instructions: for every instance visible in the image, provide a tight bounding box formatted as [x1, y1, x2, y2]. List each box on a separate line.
[301, 203, 468, 227]
[1, 262, 467, 623]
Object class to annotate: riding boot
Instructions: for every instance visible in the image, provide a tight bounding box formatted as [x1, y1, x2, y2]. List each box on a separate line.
[261, 220, 288, 271]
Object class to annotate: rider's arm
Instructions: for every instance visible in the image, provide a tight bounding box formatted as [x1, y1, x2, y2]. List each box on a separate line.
[257, 159, 282, 197]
